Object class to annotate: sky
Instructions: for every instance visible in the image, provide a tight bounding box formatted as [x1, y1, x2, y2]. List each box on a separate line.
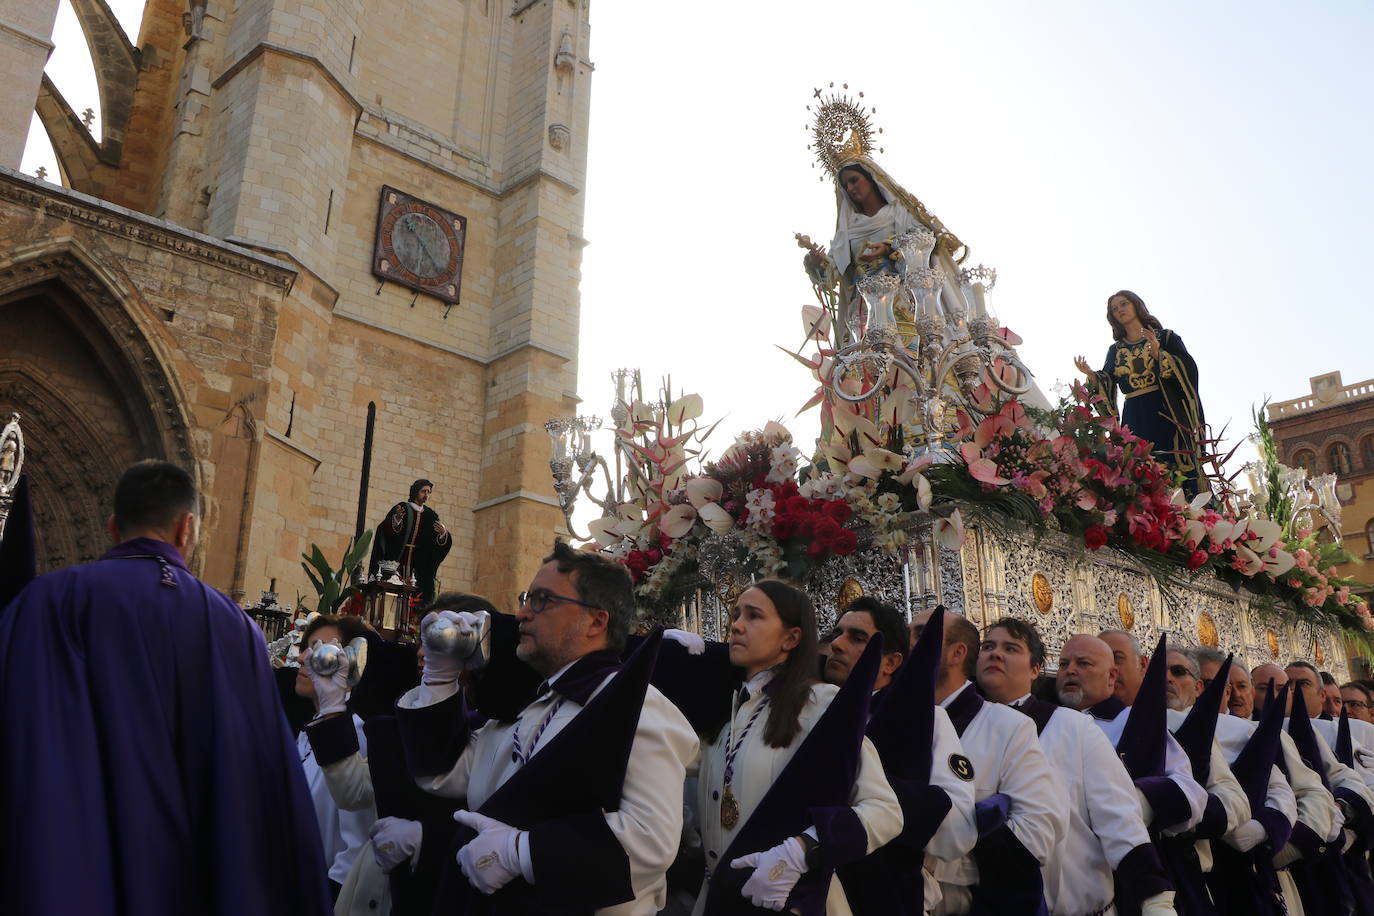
[25, 1, 1374, 503]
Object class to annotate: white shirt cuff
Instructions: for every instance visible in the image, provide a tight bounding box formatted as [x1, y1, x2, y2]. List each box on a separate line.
[518, 830, 535, 884]
[399, 681, 461, 708]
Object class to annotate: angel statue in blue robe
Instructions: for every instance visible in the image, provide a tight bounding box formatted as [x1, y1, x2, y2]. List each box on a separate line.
[1075, 290, 1206, 497]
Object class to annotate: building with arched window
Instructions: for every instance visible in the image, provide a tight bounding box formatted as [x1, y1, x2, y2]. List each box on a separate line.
[3, 0, 596, 607]
[1269, 370, 1374, 602]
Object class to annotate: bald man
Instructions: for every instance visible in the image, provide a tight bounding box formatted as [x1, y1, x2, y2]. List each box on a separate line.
[1101, 629, 1150, 706]
[1057, 635, 1207, 838]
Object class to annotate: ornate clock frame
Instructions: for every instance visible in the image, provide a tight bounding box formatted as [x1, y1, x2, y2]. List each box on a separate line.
[371, 185, 467, 304]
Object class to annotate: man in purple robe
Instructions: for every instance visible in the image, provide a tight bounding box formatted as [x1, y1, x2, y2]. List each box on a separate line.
[0, 460, 332, 915]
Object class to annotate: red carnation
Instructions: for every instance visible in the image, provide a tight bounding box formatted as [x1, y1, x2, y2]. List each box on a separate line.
[823, 500, 853, 524]
[783, 496, 811, 516]
[1083, 525, 1109, 550]
[831, 529, 858, 555]
[1186, 549, 1208, 572]
[806, 539, 829, 560]
[813, 517, 843, 542]
[773, 515, 802, 540]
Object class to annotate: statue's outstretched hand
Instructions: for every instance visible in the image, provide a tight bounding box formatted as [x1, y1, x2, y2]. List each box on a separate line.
[1074, 355, 1093, 377]
[1141, 328, 1161, 358]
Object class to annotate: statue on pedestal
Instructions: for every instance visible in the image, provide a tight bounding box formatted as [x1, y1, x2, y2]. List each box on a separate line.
[1075, 290, 1206, 497]
[369, 478, 451, 604]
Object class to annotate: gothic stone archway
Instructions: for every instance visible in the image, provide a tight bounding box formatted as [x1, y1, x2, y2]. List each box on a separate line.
[0, 249, 194, 572]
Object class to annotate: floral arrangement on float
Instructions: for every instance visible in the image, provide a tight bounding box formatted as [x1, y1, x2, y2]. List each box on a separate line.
[588, 297, 1369, 642]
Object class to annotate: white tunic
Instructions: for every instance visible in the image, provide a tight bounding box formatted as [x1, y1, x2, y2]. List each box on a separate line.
[1036, 704, 1153, 916]
[298, 714, 376, 885]
[1312, 716, 1374, 796]
[1164, 708, 1251, 872]
[1093, 706, 1209, 834]
[400, 669, 700, 916]
[690, 675, 903, 916]
[1210, 714, 1297, 849]
[932, 682, 1068, 908]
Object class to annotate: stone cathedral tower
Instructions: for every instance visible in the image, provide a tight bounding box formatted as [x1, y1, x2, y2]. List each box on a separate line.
[0, 0, 592, 606]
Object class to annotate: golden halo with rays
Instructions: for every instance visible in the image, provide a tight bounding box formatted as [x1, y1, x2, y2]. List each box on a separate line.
[807, 83, 884, 178]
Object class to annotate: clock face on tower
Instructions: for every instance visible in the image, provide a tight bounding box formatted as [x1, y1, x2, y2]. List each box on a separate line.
[372, 186, 467, 304]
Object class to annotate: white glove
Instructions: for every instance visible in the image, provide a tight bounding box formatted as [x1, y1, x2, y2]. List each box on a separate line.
[663, 628, 706, 655]
[1224, 818, 1268, 853]
[729, 836, 807, 911]
[370, 816, 423, 873]
[454, 810, 531, 895]
[302, 640, 351, 716]
[419, 611, 468, 684]
[1141, 890, 1177, 916]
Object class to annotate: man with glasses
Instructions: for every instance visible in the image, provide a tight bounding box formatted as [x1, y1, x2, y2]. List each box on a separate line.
[1342, 683, 1374, 724]
[394, 540, 699, 915]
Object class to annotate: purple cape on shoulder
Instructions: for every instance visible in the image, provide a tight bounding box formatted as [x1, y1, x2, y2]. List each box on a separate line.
[0, 537, 332, 915]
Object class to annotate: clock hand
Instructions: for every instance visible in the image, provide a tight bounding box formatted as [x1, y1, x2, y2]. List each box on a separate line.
[413, 234, 442, 276]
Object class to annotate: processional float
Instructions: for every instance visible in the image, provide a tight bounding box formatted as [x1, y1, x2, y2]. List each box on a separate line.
[546, 87, 1365, 676]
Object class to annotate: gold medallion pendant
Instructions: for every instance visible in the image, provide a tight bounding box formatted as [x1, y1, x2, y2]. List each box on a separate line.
[720, 786, 740, 830]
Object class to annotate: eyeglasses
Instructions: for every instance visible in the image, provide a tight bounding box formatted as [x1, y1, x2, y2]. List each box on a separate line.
[516, 589, 600, 614]
[1346, 700, 1370, 710]
[1168, 665, 1196, 679]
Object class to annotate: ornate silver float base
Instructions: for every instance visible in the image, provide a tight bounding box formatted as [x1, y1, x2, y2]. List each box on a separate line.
[681, 522, 1350, 679]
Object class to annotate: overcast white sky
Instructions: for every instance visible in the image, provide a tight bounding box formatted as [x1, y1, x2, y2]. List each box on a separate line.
[26, 1, 1374, 489]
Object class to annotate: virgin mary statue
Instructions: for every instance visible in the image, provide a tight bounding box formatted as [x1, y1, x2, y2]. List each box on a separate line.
[806, 152, 971, 339]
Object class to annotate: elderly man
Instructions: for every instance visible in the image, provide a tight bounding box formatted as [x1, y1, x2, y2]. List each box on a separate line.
[1057, 635, 1207, 838]
[395, 540, 699, 914]
[978, 619, 1176, 915]
[909, 610, 1066, 914]
[0, 461, 333, 915]
[1102, 628, 1151, 705]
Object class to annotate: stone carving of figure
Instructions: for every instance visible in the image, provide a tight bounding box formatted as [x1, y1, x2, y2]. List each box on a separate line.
[184, 0, 208, 41]
[1075, 290, 1206, 497]
[0, 413, 21, 492]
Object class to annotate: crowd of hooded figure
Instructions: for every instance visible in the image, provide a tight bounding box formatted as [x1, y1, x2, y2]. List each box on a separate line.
[3, 460, 1374, 916]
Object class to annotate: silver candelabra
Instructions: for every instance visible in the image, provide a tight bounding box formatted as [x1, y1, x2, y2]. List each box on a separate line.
[830, 228, 1033, 452]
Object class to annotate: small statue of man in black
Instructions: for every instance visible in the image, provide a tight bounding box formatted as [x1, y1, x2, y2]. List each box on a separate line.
[370, 478, 452, 604]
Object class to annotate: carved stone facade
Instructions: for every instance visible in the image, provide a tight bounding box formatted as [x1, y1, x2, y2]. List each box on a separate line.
[5, 0, 596, 606]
